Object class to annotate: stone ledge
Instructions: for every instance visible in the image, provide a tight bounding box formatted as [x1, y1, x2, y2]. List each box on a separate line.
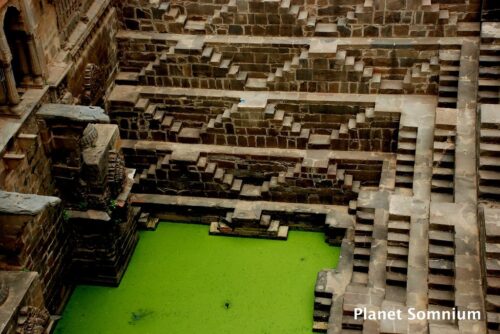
[37, 104, 110, 123]
[0, 191, 61, 216]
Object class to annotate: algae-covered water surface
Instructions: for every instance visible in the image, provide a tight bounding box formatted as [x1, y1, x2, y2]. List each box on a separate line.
[56, 223, 340, 334]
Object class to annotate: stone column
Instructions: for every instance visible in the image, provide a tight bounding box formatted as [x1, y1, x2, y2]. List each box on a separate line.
[26, 35, 43, 86]
[3, 63, 20, 106]
[15, 39, 33, 86]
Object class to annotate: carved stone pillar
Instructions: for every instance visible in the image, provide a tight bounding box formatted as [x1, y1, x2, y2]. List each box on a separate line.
[15, 38, 32, 86]
[4, 63, 20, 105]
[26, 35, 43, 86]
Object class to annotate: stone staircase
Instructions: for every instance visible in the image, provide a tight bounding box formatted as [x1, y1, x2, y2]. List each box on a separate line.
[480, 104, 500, 199]
[386, 214, 410, 291]
[131, 145, 376, 206]
[350, 208, 375, 286]
[431, 108, 457, 200]
[438, 49, 461, 108]
[428, 219, 456, 312]
[482, 207, 500, 333]
[395, 126, 418, 194]
[479, 27, 500, 104]
[210, 210, 289, 240]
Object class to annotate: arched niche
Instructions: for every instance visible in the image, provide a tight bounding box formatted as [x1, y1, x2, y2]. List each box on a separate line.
[0, 1, 43, 113]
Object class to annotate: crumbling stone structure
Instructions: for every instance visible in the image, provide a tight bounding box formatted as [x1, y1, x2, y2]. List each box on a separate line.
[0, 0, 499, 333]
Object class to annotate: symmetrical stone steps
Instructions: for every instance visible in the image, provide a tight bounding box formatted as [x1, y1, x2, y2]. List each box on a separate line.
[432, 108, 457, 199]
[128, 143, 381, 205]
[438, 49, 461, 108]
[428, 217, 456, 309]
[480, 104, 500, 199]
[481, 207, 500, 331]
[395, 126, 417, 193]
[116, 31, 444, 94]
[385, 214, 410, 289]
[113, 92, 399, 152]
[479, 33, 500, 105]
[210, 211, 289, 240]
[351, 209, 375, 286]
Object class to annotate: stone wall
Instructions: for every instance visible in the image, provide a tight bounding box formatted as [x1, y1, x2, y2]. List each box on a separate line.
[0, 193, 70, 314]
[0, 271, 50, 334]
[37, 105, 140, 286]
[116, 31, 441, 94]
[0, 114, 54, 195]
[65, 6, 119, 105]
[114, 0, 481, 37]
[109, 92, 399, 152]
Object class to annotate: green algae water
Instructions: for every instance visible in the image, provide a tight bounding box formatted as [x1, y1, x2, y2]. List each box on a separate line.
[56, 223, 340, 334]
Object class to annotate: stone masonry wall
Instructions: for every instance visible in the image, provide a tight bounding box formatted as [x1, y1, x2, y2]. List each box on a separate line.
[0, 113, 55, 196]
[116, 32, 441, 94]
[0, 199, 70, 313]
[66, 7, 119, 104]
[114, 0, 481, 37]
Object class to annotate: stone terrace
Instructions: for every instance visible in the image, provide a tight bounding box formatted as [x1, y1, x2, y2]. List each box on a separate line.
[106, 2, 492, 332]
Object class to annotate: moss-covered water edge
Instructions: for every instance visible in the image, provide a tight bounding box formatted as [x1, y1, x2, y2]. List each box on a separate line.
[55, 223, 340, 334]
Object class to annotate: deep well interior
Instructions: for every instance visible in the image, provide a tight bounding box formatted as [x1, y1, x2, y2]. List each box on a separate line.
[0, 0, 499, 334]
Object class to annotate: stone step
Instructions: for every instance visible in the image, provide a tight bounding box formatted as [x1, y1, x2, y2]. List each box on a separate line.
[351, 272, 368, 285]
[219, 59, 232, 69]
[396, 164, 414, 175]
[386, 271, 407, 283]
[380, 80, 404, 93]
[480, 170, 500, 181]
[428, 289, 454, 304]
[210, 52, 222, 65]
[315, 23, 338, 37]
[386, 258, 408, 270]
[480, 143, 500, 155]
[175, 14, 187, 25]
[438, 96, 457, 107]
[431, 179, 454, 190]
[354, 60, 364, 72]
[289, 4, 300, 17]
[355, 223, 373, 234]
[165, 7, 180, 20]
[480, 55, 500, 66]
[432, 167, 454, 177]
[245, 78, 268, 90]
[354, 235, 373, 246]
[429, 230, 454, 245]
[2, 153, 25, 169]
[298, 10, 308, 23]
[480, 185, 500, 196]
[479, 66, 500, 78]
[438, 85, 458, 97]
[428, 274, 454, 288]
[439, 50, 461, 64]
[387, 245, 409, 258]
[353, 259, 370, 272]
[184, 20, 206, 32]
[387, 232, 410, 245]
[388, 220, 410, 232]
[353, 247, 371, 259]
[457, 22, 480, 36]
[439, 65, 460, 74]
[214, 167, 225, 182]
[398, 142, 416, 153]
[396, 153, 415, 165]
[356, 210, 375, 223]
[279, 0, 291, 13]
[115, 71, 139, 85]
